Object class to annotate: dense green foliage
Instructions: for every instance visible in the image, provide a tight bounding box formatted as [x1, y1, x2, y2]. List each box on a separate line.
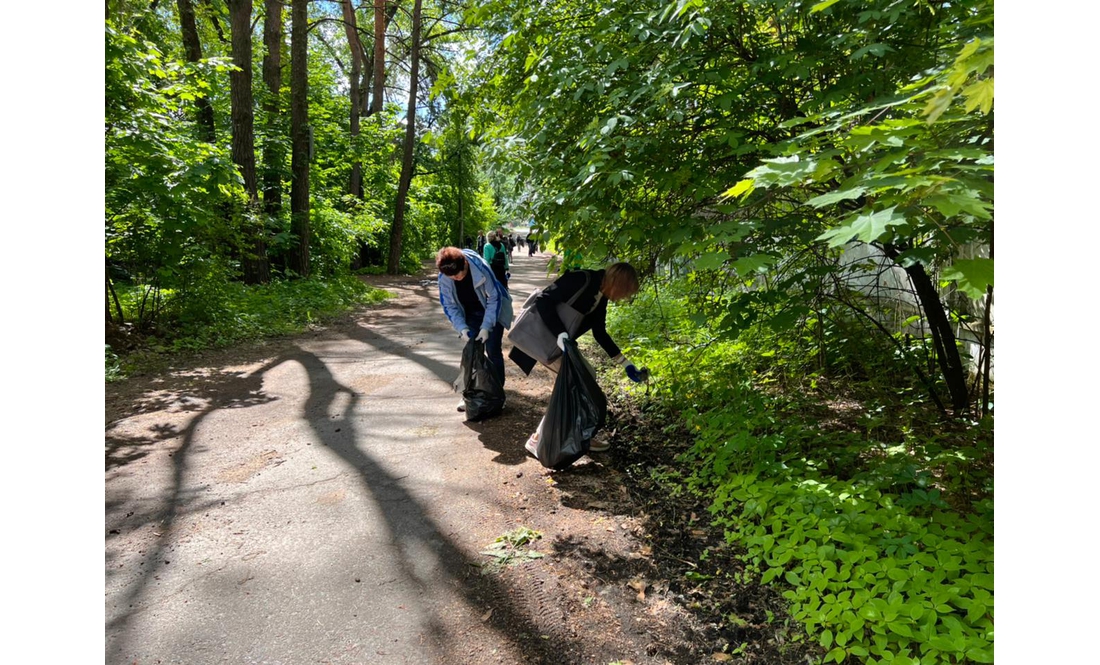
[472, 0, 993, 416]
[105, 1, 499, 362]
[106, 275, 391, 380]
[606, 279, 993, 664]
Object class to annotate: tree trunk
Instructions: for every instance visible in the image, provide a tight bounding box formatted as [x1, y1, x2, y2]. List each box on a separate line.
[201, 0, 230, 44]
[362, 0, 398, 116]
[387, 0, 420, 274]
[177, 0, 216, 142]
[456, 175, 464, 246]
[229, 0, 269, 284]
[885, 245, 970, 414]
[289, 0, 310, 277]
[369, 0, 389, 116]
[341, 0, 364, 198]
[261, 0, 284, 219]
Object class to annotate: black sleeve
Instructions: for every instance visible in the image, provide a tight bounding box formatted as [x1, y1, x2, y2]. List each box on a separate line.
[590, 303, 622, 358]
[535, 271, 589, 337]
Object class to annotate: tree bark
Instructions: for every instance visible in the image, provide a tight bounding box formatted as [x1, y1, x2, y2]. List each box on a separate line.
[261, 0, 284, 218]
[369, 0, 390, 116]
[177, 0, 216, 142]
[387, 0, 420, 274]
[202, 0, 230, 44]
[341, 0, 364, 198]
[362, 0, 399, 116]
[885, 245, 970, 414]
[229, 0, 269, 284]
[289, 0, 310, 277]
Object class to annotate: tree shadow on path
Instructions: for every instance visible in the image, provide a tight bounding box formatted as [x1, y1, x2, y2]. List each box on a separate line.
[107, 331, 592, 663]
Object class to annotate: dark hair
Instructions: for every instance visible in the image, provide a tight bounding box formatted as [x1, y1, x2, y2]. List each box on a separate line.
[436, 247, 467, 276]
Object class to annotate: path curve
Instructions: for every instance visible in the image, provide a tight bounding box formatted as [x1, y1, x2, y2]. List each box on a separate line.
[105, 248, 701, 664]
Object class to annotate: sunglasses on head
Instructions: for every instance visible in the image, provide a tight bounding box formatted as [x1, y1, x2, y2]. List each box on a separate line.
[440, 261, 464, 276]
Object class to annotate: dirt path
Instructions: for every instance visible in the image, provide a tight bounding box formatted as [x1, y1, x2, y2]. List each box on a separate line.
[105, 251, 708, 665]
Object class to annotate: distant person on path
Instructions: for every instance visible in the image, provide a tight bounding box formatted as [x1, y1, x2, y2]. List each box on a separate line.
[476, 232, 486, 254]
[526, 232, 537, 256]
[436, 247, 514, 408]
[510, 262, 647, 455]
[483, 231, 511, 290]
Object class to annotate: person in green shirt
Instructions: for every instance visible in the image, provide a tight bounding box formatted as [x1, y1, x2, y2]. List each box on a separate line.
[482, 231, 510, 289]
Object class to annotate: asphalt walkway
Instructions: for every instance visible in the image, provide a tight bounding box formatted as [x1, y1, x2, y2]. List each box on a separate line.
[105, 248, 571, 664]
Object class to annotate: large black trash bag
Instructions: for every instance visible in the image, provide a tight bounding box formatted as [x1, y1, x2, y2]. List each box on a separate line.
[454, 339, 505, 421]
[537, 338, 607, 470]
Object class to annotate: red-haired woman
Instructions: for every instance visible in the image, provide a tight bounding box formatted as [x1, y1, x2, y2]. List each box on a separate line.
[436, 247, 514, 407]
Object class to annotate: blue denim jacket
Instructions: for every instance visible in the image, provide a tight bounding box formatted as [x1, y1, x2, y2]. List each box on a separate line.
[438, 249, 514, 334]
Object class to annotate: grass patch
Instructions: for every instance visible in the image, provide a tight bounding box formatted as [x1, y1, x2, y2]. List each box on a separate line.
[107, 275, 392, 381]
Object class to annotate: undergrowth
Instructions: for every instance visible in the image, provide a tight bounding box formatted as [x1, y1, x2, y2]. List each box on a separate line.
[601, 277, 993, 665]
[106, 275, 391, 381]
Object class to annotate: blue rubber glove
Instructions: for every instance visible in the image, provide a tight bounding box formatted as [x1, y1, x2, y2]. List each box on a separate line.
[613, 354, 648, 383]
[625, 364, 649, 383]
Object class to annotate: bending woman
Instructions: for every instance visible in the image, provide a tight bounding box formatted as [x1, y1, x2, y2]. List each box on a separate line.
[509, 262, 646, 454]
[437, 247, 514, 408]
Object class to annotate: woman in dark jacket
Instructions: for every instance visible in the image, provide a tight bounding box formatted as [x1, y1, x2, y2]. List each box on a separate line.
[509, 262, 646, 455]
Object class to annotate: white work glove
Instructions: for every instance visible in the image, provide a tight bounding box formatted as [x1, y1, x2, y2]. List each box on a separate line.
[475, 328, 490, 343]
[556, 332, 569, 351]
[459, 328, 471, 340]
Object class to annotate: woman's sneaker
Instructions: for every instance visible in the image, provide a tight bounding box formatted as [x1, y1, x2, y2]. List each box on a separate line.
[524, 433, 539, 457]
[457, 399, 466, 412]
[588, 435, 610, 453]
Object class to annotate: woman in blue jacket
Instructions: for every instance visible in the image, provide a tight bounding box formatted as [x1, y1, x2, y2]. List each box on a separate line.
[436, 247, 514, 405]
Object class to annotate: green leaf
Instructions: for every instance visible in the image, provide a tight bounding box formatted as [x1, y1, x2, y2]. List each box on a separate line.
[817, 207, 907, 247]
[929, 635, 959, 652]
[924, 191, 992, 220]
[811, 0, 842, 13]
[820, 629, 834, 649]
[851, 43, 894, 60]
[694, 251, 728, 271]
[806, 187, 866, 208]
[731, 254, 777, 276]
[923, 88, 954, 124]
[940, 258, 993, 298]
[827, 647, 847, 663]
[748, 156, 826, 188]
[963, 78, 994, 114]
[967, 646, 995, 663]
[721, 179, 755, 200]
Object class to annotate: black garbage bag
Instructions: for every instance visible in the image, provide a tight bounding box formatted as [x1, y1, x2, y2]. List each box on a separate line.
[537, 338, 607, 470]
[454, 339, 505, 421]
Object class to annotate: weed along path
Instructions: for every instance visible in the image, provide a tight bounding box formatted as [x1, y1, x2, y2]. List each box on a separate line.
[105, 249, 714, 665]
